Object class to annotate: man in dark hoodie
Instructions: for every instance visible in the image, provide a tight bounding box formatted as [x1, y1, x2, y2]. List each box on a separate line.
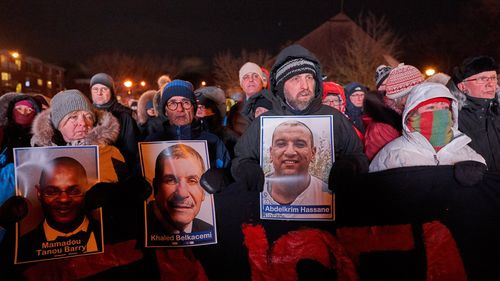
[90, 73, 140, 169]
[230, 44, 368, 191]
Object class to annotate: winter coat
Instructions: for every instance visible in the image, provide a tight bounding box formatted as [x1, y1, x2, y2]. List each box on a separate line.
[362, 91, 402, 161]
[0, 93, 42, 206]
[344, 82, 367, 134]
[21, 105, 154, 281]
[136, 90, 164, 139]
[145, 120, 231, 169]
[231, 44, 366, 176]
[31, 109, 127, 183]
[369, 82, 486, 172]
[95, 98, 140, 169]
[0, 93, 42, 164]
[456, 92, 500, 172]
[241, 89, 273, 122]
[225, 99, 250, 136]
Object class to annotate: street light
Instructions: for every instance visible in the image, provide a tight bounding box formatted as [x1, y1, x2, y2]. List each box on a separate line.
[140, 81, 146, 87]
[124, 80, 133, 95]
[425, 68, 436, 77]
[10, 51, 20, 59]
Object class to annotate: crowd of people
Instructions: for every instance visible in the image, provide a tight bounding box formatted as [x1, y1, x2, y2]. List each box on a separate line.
[0, 43, 498, 280]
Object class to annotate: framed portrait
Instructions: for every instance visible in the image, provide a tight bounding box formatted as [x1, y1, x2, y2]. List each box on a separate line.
[259, 116, 335, 221]
[14, 146, 103, 264]
[139, 140, 217, 247]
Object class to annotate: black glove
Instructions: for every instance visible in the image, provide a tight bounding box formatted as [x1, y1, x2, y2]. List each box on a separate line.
[235, 160, 265, 192]
[122, 175, 153, 201]
[200, 168, 232, 194]
[85, 177, 153, 210]
[0, 196, 29, 226]
[328, 154, 369, 191]
[454, 161, 487, 187]
[85, 182, 116, 209]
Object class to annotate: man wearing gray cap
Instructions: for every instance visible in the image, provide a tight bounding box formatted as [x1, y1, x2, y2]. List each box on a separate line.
[90, 73, 140, 169]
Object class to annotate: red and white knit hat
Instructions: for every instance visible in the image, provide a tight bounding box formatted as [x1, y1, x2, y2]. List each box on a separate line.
[385, 64, 423, 99]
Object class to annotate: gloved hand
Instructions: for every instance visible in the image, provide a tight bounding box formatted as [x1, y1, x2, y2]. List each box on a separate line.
[85, 176, 153, 210]
[454, 161, 487, 187]
[122, 175, 153, 201]
[234, 160, 265, 192]
[201, 168, 232, 194]
[0, 196, 29, 227]
[328, 154, 369, 191]
[85, 182, 116, 210]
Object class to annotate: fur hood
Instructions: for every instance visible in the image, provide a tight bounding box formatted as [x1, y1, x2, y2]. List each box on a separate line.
[31, 108, 120, 146]
[0, 92, 42, 127]
[137, 90, 159, 125]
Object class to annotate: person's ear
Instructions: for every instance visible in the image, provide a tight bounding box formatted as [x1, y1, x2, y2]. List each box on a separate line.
[457, 82, 467, 92]
[311, 146, 317, 161]
[35, 184, 42, 200]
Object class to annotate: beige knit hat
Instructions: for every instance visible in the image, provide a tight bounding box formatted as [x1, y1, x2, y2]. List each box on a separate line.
[239, 62, 267, 88]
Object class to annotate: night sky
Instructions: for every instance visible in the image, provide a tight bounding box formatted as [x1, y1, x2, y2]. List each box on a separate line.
[0, 0, 498, 71]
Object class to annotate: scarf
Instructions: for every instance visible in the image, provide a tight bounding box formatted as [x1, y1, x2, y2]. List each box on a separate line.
[407, 109, 453, 151]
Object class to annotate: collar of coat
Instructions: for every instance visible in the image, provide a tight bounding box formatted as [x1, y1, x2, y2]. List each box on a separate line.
[30, 108, 120, 147]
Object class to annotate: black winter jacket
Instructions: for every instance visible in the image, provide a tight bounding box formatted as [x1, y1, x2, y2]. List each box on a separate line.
[231, 44, 366, 176]
[458, 94, 500, 171]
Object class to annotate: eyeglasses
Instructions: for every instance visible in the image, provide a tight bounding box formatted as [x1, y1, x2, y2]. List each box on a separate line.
[166, 100, 193, 111]
[463, 76, 498, 84]
[41, 187, 84, 198]
[323, 100, 341, 105]
[91, 86, 110, 94]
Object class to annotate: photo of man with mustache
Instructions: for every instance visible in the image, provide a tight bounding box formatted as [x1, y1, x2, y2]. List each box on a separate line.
[146, 143, 214, 247]
[261, 119, 334, 220]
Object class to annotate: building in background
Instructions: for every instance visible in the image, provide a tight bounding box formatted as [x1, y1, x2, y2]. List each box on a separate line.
[0, 49, 64, 97]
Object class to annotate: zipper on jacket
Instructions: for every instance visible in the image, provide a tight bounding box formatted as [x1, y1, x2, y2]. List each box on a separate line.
[434, 154, 440, 165]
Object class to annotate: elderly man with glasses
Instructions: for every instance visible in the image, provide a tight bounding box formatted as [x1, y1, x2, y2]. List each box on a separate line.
[450, 55, 500, 171]
[145, 80, 231, 170]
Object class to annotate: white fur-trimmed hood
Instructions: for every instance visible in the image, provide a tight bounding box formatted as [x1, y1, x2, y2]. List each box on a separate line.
[31, 108, 120, 146]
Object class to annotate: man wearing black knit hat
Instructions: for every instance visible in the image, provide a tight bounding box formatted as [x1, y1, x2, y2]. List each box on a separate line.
[90, 73, 140, 170]
[230, 44, 368, 192]
[450, 55, 500, 171]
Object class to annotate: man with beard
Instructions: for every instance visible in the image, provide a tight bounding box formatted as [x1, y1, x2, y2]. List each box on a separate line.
[147, 144, 212, 242]
[231, 44, 367, 192]
[17, 157, 102, 262]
